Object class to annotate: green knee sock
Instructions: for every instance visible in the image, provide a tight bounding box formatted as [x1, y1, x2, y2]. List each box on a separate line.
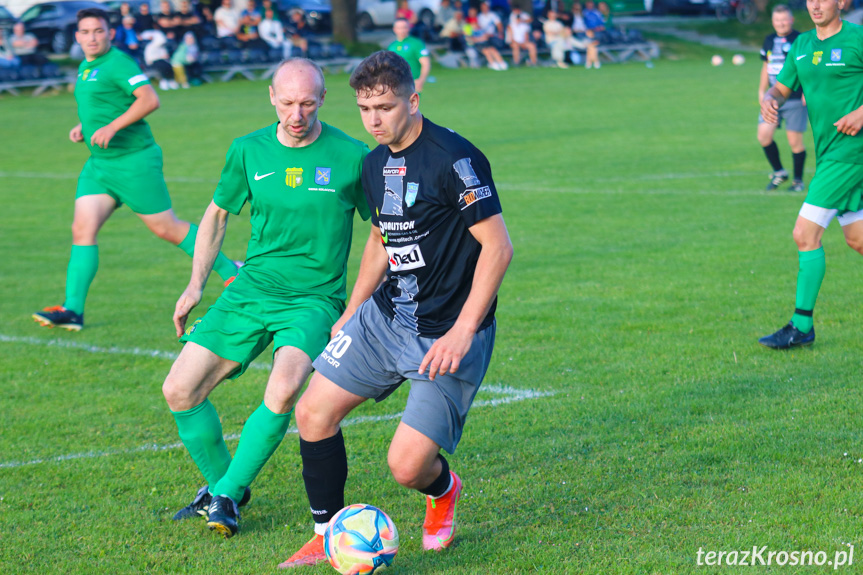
[791, 247, 825, 333]
[63, 244, 99, 315]
[177, 223, 239, 281]
[172, 399, 232, 487]
[212, 402, 293, 502]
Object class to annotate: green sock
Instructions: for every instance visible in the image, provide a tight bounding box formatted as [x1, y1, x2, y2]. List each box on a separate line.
[63, 244, 99, 315]
[212, 402, 293, 502]
[791, 247, 825, 333]
[172, 399, 232, 487]
[177, 223, 238, 282]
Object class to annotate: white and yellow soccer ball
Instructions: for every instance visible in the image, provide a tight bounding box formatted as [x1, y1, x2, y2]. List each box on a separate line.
[324, 504, 399, 575]
[711, 54, 724, 66]
[732, 54, 746, 65]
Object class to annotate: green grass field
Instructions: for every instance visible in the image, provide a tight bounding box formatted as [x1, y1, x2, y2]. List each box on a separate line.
[3, 40, 862, 574]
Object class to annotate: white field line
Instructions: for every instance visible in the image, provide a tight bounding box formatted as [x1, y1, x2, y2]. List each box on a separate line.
[0, 335, 555, 469]
[0, 171, 219, 184]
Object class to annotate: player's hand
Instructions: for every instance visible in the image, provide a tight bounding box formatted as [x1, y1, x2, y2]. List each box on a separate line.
[760, 96, 780, 125]
[90, 125, 118, 149]
[69, 124, 84, 143]
[418, 323, 474, 382]
[173, 286, 203, 338]
[834, 108, 863, 137]
[414, 78, 425, 94]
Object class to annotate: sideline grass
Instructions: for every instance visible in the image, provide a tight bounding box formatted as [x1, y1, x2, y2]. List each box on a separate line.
[2, 50, 861, 574]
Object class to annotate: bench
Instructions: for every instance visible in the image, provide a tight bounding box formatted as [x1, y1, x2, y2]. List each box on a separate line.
[0, 75, 75, 97]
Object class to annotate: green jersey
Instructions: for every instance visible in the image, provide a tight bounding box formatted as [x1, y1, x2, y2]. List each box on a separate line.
[214, 122, 370, 301]
[388, 36, 430, 79]
[777, 22, 863, 165]
[75, 47, 154, 158]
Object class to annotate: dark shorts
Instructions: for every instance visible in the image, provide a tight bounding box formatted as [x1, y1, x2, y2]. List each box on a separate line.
[758, 98, 808, 133]
[312, 299, 496, 454]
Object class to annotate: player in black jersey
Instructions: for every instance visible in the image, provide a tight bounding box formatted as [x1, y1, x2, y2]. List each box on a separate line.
[278, 50, 513, 568]
[758, 4, 808, 192]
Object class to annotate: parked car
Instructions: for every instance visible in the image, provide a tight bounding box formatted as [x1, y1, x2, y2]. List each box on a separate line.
[19, 0, 105, 53]
[356, 0, 439, 31]
[276, 0, 333, 32]
[0, 5, 16, 32]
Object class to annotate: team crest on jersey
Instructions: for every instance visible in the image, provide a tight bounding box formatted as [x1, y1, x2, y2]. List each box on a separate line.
[812, 51, 823, 65]
[82, 68, 99, 81]
[831, 49, 842, 62]
[405, 182, 418, 207]
[285, 167, 303, 188]
[315, 167, 331, 185]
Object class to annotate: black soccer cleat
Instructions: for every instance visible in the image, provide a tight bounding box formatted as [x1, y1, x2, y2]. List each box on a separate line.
[758, 322, 815, 350]
[765, 170, 789, 191]
[173, 485, 251, 521]
[207, 495, 240, 538]
[32, 306, 83, 331]
[789, 180, 805, 193]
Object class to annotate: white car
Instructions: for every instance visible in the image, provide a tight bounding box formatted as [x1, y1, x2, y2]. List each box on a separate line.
[357, 0, 440, 30]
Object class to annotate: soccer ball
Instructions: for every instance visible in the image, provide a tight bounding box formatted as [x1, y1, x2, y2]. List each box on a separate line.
[711, 55, 724, 66]
[732, 54, 746, 66]
[324, 504, 399, 575]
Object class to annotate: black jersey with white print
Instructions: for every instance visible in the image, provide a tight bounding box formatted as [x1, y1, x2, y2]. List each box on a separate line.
[761, 31, 803, 100]
[362, 117, 503, 338]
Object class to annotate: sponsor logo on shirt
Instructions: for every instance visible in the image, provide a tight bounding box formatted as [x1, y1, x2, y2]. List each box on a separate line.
[383, 166, 407, 176]
[285, 167, 303, 188]
[380, 220, 416, 232]
[386, 244, 425, 271]
[812, 51, 823, 65]
[453, 158, 481, 187]
[406, 182, 418, 207]
[315, 167, 331, 185]
[458, 185, 492, 211]
[128, 73, 147, 85]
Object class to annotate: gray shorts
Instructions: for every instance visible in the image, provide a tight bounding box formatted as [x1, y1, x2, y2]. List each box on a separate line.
[758, 98, 808, 132]
[312, 299, 496, 454]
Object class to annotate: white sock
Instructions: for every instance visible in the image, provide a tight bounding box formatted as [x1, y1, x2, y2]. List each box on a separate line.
[314, 522, 327, 536]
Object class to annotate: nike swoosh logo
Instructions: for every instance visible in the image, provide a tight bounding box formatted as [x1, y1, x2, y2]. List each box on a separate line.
[796, 54, 806, 60]
[254, 171, 275, 180]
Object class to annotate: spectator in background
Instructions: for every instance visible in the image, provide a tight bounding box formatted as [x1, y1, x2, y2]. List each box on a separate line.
[583, 0, 605, 33]
[117, 16, 142, 57]
[214, 0, 240, 38]
[260, 6, 291, 57]
[395, 0, 418, 25]
[171, 31, 202, 87]
[261, 0, 281, 21]
[542, 10, 571, 68]
[477, 1, 505, 49]
[437, 0, 456, 29]
[544, 0, 573, 25]
[388, 17, 431, 92]
[597, 1, 612, 28]
[507, 6, 537, 66]
[466, 6, 507, 70]
[10, 22, 47, 66]
[571, 2, 587, 36]
[157, 0, 181, 40]
[0, 28, 20, 68]
[175, 0, 203, 39]
[141, 29, 179, 89]
[238, 0, 264, 46]
[136, 2, 155, 32]
[284, 8, 310, 56]
[440, 9, 480, 67]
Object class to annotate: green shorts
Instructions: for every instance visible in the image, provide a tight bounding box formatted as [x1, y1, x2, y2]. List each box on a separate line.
[181, 274, 344, 379]
[804, 160, 863, 214]
[76, 144, 172, 215]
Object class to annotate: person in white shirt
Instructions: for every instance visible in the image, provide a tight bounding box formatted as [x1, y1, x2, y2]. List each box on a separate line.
[214, 0, 239, 38]
[259, 7, 289, 56]
[507, 7, 537, 66]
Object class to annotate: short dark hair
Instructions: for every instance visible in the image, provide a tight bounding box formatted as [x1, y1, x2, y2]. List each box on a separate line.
[77, 7, 110, 25]
[349, 50, 414, 98]
[772, 3, 792, 15]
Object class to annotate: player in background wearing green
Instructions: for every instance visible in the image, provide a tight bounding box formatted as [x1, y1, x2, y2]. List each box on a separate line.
[31, 8, 238, 332]
[758, 5, 808, 192]
[388, 18, 431, 93]
[162, 58, 371, 538]
[758, 0, 863, 349]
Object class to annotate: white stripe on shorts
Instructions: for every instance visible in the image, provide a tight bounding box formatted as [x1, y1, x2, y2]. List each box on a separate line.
[799, 203, 863, 228]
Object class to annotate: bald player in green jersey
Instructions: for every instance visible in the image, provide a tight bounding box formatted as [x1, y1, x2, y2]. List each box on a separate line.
[758, 0, 863, 349]
[388, 18, 431, 93]
[32, 8, 237, 332]
[162, 58, 371, 538]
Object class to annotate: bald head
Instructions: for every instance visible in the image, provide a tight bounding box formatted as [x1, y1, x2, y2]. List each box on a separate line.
[271, 58, 325, 98]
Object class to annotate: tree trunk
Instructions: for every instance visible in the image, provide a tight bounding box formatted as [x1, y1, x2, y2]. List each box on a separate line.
[331, 0, 358, 45]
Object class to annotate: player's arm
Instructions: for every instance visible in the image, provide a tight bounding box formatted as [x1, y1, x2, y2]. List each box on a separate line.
[834, 105, 863, 137]
[69, 123, 84, 143]
[90, 84, 160, 149]
[419, 214, 513, 381]
[331, 225, 389, 336]
[415, 55, 431, 93]
[173, 200, 230, 337]
[758, 62, 769, 103]
[760, 81, 792, 125]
